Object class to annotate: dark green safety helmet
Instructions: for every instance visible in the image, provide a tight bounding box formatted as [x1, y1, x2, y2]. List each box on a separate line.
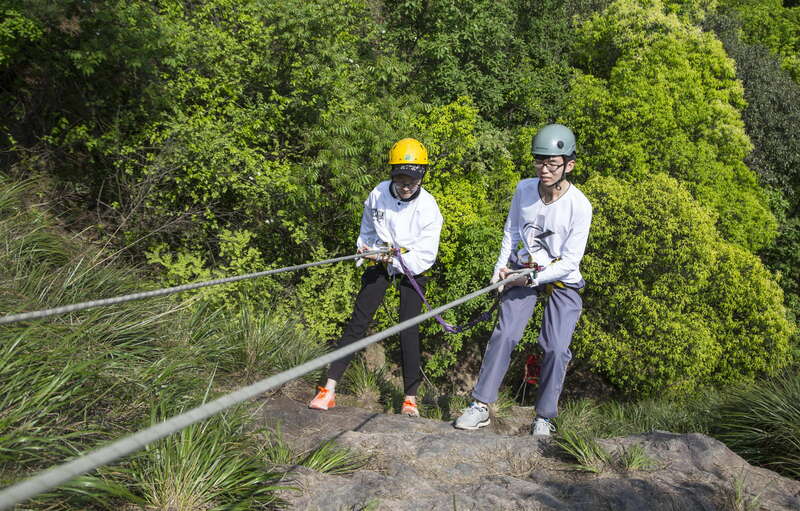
[531, 124, 576, 158]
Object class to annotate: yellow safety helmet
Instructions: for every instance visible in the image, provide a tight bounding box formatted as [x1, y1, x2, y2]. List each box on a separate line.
[388, 138, 429, 165]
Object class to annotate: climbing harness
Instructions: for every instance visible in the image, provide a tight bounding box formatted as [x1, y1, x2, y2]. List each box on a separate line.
[393, 247, 507, 334]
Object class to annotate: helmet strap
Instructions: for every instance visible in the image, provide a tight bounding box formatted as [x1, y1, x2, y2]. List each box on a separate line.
[541, 166, 568, 191]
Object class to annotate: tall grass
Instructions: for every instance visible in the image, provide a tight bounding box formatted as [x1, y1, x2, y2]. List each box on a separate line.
[556, 372, 800, 480]
[556, 389, 721, 438]
[126, 404, 283, 511]
[215, 308, 327, 383]
[711, 371, 800, 479]
[0, 177, 323, 508]
[1, 179, 182, 477]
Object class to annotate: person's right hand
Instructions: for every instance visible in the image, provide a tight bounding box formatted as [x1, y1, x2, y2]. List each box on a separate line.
[359, 245, 378, 261]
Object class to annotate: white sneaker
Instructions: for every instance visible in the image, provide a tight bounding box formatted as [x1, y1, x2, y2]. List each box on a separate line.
[454, 402, 490, 430]
[532, 417, 556, 436]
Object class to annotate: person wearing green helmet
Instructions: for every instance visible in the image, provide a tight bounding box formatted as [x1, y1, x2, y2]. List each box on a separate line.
[455, 124, 592, 436]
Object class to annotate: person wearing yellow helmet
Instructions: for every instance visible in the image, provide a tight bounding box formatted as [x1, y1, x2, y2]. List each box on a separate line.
[387, 137, 428, 197]
[309, 138, 443, 417]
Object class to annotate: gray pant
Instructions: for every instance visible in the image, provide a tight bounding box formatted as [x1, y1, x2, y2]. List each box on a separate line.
[472, 281, 583, 418]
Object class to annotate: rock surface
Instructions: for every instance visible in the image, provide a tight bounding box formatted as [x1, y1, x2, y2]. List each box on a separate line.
[254, 395, 800, 511]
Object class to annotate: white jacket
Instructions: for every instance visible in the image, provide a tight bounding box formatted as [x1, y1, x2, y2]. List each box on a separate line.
[357, 180, 443, 277]
[494, 178, 592, 285]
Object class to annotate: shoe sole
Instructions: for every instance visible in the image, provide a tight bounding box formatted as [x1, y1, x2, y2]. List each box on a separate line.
[454, 418, 490, 430]
[308, 401, 335, 411]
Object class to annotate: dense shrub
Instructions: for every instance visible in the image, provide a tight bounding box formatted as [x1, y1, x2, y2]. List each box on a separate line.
[575, 174, 795, 395]
[381, 0, 573, 127]
[565, 0, 777, 251]
[705, 12, 800, 320]
[717, 0, 800, 82]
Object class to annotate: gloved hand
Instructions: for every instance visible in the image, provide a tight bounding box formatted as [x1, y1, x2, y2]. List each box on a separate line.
[356, 245, 376, 266]
[491, 267, 506, 294]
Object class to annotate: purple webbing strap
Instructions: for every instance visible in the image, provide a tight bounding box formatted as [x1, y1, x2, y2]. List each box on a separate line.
[393, 249, 497, 334]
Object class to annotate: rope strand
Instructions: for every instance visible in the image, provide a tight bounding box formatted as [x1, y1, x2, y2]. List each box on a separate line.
[0, 248, 390, 325]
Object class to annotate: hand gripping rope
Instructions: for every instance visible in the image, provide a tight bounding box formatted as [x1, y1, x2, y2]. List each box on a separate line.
[0, 248, 393, 326]
[0, 267, 536, 510]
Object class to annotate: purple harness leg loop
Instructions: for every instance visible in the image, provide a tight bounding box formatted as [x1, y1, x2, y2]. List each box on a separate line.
[393, 249, 497, 334]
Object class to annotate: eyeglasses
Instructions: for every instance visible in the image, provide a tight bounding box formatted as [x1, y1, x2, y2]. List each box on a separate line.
[533, 158, 565, 172]
[393, 180, 420, 190]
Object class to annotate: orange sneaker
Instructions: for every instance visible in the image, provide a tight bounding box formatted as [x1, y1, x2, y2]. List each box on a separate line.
[308, 386, 335, 410]
[401, 400, 420, 417]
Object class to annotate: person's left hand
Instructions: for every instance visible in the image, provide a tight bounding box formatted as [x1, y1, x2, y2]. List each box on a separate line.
[499, 267, 528, 288]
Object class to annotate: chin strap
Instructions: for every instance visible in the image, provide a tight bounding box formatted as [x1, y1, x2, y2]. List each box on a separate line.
[543, 168, 568, 191]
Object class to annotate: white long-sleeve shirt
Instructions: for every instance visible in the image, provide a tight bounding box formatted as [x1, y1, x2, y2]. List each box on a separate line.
[494, 178, 592, 285]
[357, 180, 443, 277]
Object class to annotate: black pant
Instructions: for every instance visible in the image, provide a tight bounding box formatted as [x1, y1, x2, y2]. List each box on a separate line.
[327, 265, 428, 396]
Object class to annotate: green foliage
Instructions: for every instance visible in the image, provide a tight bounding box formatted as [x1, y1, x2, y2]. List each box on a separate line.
[341, 359, 383, 403]
[127, 405, 282, 511]
[556, 430, 613, 473]
[617, 444, 660, 472]
[381, 0, 580, 126]
[1, 0, 166, 185]
[663, 0, 720, 21]
[256, 425, 296, 466]
[557, 391, 721, 440]
[705, 12, 800, 321]
[762, 217, 800, 321]
[0, 178, 313, 506]
[298, 440, 368, 475]
[557, 373, 800, 478]
[711, 370, 800, 479]
[0, 6, 42, 68]
[706, 13, 800, 197]
[2, 0, 797, 409]
[144, 229, 286, 317]
[723, 473, 764, 511]
[283, 246, 363, 342]
[0, 179, 184, 477]
[212, 309, 326, 384]
[575, 174, 795, 395]
[566, 0, 777, 251]
[717, 0, 800, 82]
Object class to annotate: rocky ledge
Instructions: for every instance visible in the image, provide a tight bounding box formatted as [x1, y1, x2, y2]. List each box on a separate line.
[255, 395, 800, 510]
